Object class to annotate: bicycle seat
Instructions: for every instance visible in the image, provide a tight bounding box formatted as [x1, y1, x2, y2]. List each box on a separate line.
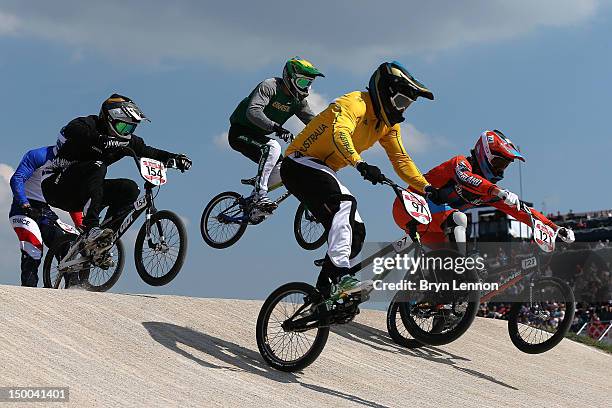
[241, 177, 256, 186]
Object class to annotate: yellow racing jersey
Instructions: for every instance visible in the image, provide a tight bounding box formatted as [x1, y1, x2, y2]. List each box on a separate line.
[285, 91, 429, 192]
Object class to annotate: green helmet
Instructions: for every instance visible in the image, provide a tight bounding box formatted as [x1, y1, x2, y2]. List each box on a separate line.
[282, 57, 324, 99]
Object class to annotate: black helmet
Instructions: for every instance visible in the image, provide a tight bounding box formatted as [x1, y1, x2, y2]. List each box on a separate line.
[100, 93, 149, 139]
[368, 61, 434, 127]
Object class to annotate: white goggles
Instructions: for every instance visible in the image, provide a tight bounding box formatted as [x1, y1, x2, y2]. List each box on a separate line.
[389, 92, 415, 111]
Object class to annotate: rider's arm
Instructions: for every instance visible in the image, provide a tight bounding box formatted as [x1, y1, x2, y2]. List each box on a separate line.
[378, 126, 429, 193]
[451, 156, 497, 196]
[9, 147, 48, 206]
[295, 99, 316, 125]
[490, 200, 558, 230]
[130, 135, 177, 163]
[329, 98, 364, 166]
[245, 79, 278, 133]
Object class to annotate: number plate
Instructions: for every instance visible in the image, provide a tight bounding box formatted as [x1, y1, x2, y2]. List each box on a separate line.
[140, 158, 167, 186]
[401, 191, 431, 225]
[533, 219, 556, 252]
[521, 256, 537, 269]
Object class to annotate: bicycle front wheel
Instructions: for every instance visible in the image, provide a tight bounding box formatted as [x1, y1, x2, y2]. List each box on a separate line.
[507, 277, 575, 354]
[201, 191, 248, 249]
[135, 210, 187, 286]
[256, 282, 329, 372]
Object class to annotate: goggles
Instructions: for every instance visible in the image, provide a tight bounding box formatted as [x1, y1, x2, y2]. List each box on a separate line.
[113, 121, 137, 136]
[389, 92, 415, 111]
[490, 155, 513, 172]
[294, 74, 314, 91]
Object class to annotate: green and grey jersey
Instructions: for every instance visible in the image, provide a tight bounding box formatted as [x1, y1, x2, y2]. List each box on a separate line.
[230, 78, 315, 136]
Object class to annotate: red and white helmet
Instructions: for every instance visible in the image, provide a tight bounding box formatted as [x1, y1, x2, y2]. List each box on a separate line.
[473, 130, 524, 180]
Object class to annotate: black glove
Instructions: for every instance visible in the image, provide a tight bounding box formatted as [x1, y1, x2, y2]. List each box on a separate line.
[21, 203, 42, 220]
[273, 124, 293, 142]
[424, 185, 444, 205]
[174, 154, 192, 172]
[356, 161, 385, 185]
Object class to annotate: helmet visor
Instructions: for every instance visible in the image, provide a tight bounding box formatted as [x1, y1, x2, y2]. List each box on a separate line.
[114, 121, 137, 136]
[294, 75, 313, 91]
[390, 92, 414, 111]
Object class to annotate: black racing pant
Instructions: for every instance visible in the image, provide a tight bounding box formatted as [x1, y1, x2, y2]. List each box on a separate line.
[281, 154, 366, 291]
[42, 161, 139, 229]
[228, 124, 282, 192]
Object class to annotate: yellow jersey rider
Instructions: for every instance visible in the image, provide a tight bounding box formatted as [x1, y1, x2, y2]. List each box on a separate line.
[282, 61, 440, 298]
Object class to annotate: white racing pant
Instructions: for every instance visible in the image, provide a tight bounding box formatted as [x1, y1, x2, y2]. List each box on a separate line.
[280, 154, 365, 269]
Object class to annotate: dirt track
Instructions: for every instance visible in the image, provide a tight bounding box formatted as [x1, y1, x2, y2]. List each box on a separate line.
[0, 285, 610, 407]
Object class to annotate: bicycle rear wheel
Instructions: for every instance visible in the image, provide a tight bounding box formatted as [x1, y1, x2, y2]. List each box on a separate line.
[43, 234, 123, 291]
[135, 210, 187, 286]
[201, 191, 248, 249]
[294, 203, 327, 251]
[507, 277, 575, 354]
[256, 282, 329, 372]
[386, 296, 425, 349]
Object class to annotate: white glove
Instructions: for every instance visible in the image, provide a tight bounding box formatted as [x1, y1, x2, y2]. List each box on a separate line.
[557, 227, 575, 243]
[497, 189, 520, 210]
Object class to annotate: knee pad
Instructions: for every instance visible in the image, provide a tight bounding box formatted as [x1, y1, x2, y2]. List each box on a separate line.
[446, 211, 467, 243]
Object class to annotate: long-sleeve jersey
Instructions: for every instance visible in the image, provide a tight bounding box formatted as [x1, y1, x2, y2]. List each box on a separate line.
[11, 146, 58, 205]
[45, 115, 176, 178]
[424, 155, 557, 229]
[285, 91, 429, 193]
[230, 78, 315, 135]
[10, 145, 83, 226]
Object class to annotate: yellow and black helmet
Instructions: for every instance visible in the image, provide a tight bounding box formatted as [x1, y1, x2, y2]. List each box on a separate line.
[368, 61, 433, 127]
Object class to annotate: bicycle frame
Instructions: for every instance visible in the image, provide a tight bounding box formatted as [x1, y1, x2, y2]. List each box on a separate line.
[57, 182, 159, 271]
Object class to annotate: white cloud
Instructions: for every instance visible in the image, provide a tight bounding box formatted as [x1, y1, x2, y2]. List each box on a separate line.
[0, 11, 20, 35]
[213, 131, 229, 151]
[0, 1, 600, 70]
[400, 123, 451, 154]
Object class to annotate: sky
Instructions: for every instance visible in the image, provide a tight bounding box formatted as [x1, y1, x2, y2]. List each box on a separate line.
[0, 0, 611, 299]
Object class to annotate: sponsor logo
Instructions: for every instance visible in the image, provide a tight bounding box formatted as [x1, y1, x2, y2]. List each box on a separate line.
[105, 139, 130, 149]
[272, 101, 291, 112]
[455, 162, 483, 187]
[12, 217, 31, 226]
[338, 132, 356, 155]
[299, 124, 328, 151]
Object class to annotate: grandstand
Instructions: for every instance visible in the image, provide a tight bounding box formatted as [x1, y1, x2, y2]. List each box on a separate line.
[466, 206, 612, 344]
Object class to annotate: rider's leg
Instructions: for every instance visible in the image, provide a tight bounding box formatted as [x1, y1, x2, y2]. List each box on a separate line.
[254, 139, 281, 196]
[100, 178, 140, 225]
[228, 125, 280, 205]
[9, 204, 43, 287]
[43, 161, 107, 231]
[443, 211, 468, 254]
[281, 155, 366, 296]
